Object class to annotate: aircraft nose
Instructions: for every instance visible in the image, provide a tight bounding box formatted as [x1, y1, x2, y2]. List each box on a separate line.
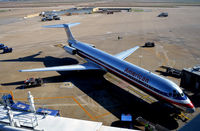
[186, 107, 195, 113]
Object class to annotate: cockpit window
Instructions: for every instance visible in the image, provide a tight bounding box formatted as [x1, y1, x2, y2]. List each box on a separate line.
[172, 90, 183, 98]
[177, 93, 181, 98]
[172, 90, 179, 98]
[173, 93, 177, 98]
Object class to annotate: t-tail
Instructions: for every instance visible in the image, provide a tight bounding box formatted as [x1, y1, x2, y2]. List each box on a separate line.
[43, 23, 80, 42]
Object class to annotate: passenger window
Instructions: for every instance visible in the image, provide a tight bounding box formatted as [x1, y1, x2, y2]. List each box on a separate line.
[169, 93, 172, 97]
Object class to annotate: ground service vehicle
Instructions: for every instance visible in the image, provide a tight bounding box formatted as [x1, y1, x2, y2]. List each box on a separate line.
[3, 46, 12, 53]
[0, 43, 5, 50]
[22, 78, 43, 88]
[41, 14, 60, 21]
[144, 42, 155, 47]
[158, 12, 168, 17]
[166, 68, 182, 78]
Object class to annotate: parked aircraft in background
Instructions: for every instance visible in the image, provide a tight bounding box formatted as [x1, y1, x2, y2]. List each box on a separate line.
[19, 23, 195, 113]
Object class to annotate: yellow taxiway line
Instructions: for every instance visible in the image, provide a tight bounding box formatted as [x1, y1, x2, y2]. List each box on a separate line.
[127, 86, 155, 103]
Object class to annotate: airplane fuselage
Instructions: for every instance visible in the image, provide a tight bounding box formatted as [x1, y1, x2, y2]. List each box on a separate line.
[70, 40, 195, 113]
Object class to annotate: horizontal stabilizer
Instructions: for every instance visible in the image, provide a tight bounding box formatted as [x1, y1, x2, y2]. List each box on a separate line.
[115, 46, 139, 60]
[43, 23, 80, 41]
[19, 63, 102, 72]
[43, 23, 80, 28]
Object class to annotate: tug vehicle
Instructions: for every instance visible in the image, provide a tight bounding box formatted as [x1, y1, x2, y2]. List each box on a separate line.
[22, 78, 43, 88]
[3, 46, 12, 53]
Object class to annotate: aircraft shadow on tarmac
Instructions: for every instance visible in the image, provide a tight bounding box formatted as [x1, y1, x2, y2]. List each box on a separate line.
[19, 71, 180, 130]
[1, 52, 180, 130]
[1, 71, 180, 129]
[42, 71, 182, 129]
[59, 71, 179, 130]
[1, 51, 79, 88]
[0, 51, 79, 68]
[183, 89, 200, 108]
[155, 70, 181, 79]
[189, 94, 200, 108]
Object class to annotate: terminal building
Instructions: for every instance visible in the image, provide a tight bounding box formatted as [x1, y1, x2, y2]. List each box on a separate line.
[180, 65, 200, 90]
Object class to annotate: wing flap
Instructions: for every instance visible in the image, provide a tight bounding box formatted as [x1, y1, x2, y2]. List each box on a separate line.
[114, 46, 139, 60]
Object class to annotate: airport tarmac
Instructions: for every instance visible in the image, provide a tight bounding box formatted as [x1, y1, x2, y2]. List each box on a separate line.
[0, 2, 200, 130]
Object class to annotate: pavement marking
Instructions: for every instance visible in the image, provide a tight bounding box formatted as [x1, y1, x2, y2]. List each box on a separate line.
[24, 13, 39, 19]
[106, 74, 156, 103]
[155, 45, 169, 66]
[35, 103, 88, 107]
[14, 96, 73, 101]
[71, 96, 95, 120]
[146, 97, 155, 103]
[94, 112, 111, 119]
[179, 112, 191, 120]
[60, 82, 74, 88]
[127, 86, 145, 97]
[14, 95, 95, 120]
[142, 95, 155, 103]
[8, 92, 112, 120]
[0, 90, 12, 93]
[141, 95, 149, 99]
[10, 91, 14, 100]
[35, 96, 73, 100]
[141, 95, 154, 103]
[1, 89, 154, 120]
[126, 86, 155, 103]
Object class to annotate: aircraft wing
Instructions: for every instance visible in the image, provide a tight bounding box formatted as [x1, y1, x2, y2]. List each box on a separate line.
[114, 46, 139, 60]
[19, 63, 102, 72]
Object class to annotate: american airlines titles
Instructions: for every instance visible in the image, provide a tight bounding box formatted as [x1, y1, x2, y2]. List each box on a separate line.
[124, 68, 149, 83]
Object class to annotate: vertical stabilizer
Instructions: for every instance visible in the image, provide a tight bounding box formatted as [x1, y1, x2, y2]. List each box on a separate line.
[43, 23, 80, 41]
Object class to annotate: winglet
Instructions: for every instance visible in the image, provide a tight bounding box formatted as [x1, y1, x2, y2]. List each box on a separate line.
[43, 23, 80, 41]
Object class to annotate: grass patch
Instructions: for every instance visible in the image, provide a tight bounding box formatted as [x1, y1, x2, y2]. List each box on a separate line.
[0, 10, 10, 13]
[132, 8, 144, 12]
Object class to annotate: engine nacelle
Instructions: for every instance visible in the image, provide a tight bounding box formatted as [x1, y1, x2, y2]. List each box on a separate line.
[89, 44, 95, 48]
[86, 43, 95, 48]
[64, 45, 76, 55]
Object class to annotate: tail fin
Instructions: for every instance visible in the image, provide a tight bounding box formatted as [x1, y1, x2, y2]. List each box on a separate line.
[43, 23, 80, 41]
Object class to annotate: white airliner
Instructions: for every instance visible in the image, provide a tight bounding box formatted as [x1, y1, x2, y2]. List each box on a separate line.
[19, 23, 195, 113]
